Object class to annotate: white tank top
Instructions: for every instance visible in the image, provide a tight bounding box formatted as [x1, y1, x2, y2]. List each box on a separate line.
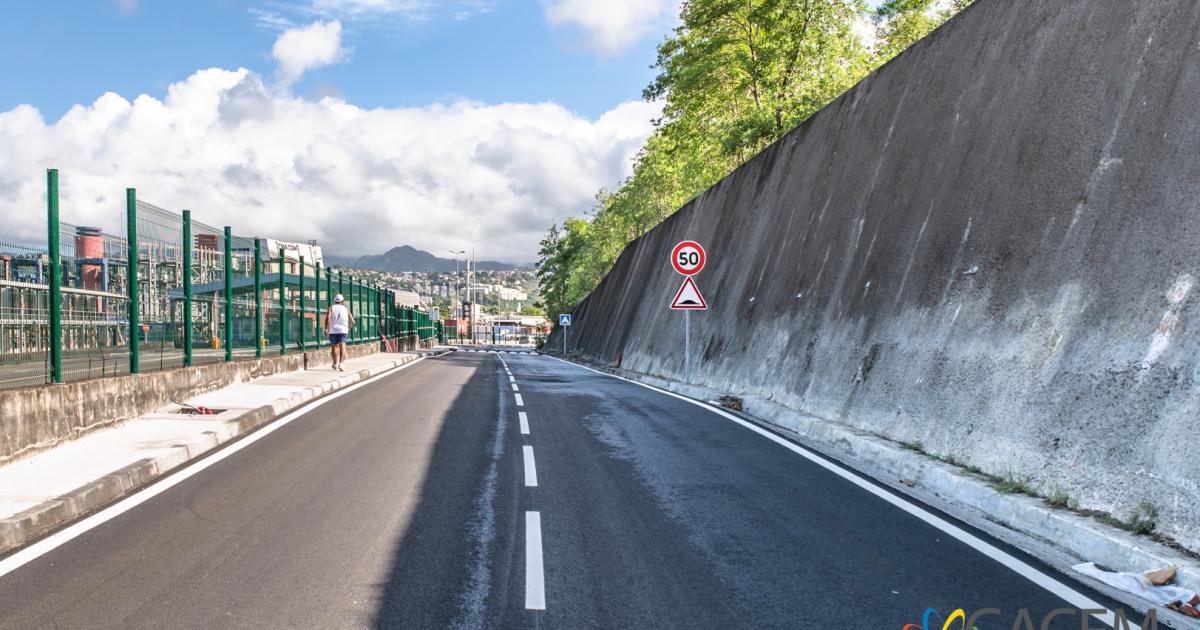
[328, 304, 351, 334]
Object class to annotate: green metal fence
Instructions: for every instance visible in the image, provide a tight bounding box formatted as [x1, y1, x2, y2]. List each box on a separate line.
[0, 237, 53, 388]
[0, 169, 422, 391]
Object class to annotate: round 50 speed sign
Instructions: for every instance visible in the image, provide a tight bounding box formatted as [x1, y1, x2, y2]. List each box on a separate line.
[671, 241, 706, 276]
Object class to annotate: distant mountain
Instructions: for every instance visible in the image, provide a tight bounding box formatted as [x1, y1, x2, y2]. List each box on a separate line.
[326, 246, 526, 272]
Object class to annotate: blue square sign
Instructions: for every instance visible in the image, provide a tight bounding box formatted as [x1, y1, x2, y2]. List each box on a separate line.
[559, 314, 572, 327]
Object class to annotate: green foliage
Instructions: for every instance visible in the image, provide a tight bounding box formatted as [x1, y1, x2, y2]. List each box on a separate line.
[519, 304, 545, 316]
[538, 0, 970, 312]
[874, 0, 973, 62]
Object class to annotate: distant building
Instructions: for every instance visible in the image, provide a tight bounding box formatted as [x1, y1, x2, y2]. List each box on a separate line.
[391, 290, 421, 308]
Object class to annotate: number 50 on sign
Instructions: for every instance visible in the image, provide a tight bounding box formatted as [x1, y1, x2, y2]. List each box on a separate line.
[671, 241, 706, 276]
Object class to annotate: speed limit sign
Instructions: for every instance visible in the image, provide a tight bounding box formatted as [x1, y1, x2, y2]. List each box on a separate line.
[671, 241, 706, 276]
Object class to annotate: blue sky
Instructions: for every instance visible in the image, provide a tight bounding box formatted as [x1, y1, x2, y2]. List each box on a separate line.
[0, 0, 664, 121]
[0, 0, 883, 262]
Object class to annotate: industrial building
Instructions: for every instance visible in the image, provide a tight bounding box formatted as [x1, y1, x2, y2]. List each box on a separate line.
[1, 207, 332, 386]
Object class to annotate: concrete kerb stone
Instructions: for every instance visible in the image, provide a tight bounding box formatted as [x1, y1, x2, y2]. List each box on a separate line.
[556, 354, 1200, 598]
[0, 352, 424, 556]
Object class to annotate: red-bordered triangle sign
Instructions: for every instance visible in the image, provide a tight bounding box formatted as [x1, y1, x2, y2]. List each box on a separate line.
[670, 276, 708, 310]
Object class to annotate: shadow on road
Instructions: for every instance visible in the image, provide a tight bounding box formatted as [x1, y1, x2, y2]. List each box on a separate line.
[370, 352, 519, 629]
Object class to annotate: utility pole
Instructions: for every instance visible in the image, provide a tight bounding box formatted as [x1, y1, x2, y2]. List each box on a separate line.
[468, 249, 475, 345]
[449, 250, 465, 317]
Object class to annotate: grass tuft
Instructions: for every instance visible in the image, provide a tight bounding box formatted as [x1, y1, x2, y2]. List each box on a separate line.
[1046, 486, 1071, 509]
[995, 472, 1037, 496]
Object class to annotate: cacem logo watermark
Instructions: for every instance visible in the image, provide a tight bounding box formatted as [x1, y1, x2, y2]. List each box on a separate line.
[900, 606, 1158, 630]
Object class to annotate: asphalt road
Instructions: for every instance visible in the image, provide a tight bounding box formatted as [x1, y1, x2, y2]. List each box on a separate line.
[0, 351, 1143, 629]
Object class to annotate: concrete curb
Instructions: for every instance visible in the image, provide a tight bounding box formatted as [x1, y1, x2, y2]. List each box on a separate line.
[555, 354, 1200, 596]
[0, 353, 426, 555]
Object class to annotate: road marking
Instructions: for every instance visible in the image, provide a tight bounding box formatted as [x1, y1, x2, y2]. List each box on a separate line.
[515, 393, 524, 406]
[519, 411, 530, 435]
[523, 445, 538, 487]
[0, 356, 428, 580]
[511, 383, 519, 392]
[545, 355, 1134, 630]
[525, 511, 546, 610]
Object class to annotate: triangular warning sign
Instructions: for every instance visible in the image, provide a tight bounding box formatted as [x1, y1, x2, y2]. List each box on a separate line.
[670, 276, 708, 310]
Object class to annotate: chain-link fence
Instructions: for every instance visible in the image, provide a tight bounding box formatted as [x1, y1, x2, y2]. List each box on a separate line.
[57, 221, 130, 382]
[0, 238, 52, 388]
[0, 169, 413, 391]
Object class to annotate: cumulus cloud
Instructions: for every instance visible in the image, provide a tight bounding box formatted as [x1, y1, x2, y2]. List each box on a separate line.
[255, 0, 492, 29]
[0, 68, 659, 263]
[272, 20, 348, 84]
[311, 0, 427, 15]
[542, 0, 675, 54]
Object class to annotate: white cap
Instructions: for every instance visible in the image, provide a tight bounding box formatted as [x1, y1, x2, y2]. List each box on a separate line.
[334, 294, 344, 303]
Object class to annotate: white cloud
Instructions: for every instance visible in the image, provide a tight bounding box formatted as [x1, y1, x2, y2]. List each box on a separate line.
[272, 20, 348, 85]
[256, 0, 492, 28]
[311, 0, 427, 14]
[851, 14, 878, 53]
[0, 69, 659, 263]
[542, 0, 675, 54]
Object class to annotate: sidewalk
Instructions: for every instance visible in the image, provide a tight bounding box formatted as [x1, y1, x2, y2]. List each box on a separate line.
[0, 351, 426, 554]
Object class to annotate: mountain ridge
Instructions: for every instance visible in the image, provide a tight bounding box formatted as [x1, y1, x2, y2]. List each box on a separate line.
[326, 245, 527, 272]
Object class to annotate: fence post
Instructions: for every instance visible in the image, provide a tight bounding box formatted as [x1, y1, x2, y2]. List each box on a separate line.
[315, 261, 322, 350]
[126, 188, 140, 375]
[254, 238, 262, 358]
[299, 256, 306, 355]
[278, 248, 286, 355]
[182, 210, 193, 367]
[223, 227, 233, 362]
[326, 265, 332, 341]
[46, 169, 63, 384]
[337, 269, 344, 328]
[350, 277, 358, 344]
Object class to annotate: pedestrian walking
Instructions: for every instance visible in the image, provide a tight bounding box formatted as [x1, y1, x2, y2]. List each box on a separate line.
[324, 294, 354, 371]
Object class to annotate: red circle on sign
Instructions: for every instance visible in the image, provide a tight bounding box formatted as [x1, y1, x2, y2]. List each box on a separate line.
[671, 241, 706, 276]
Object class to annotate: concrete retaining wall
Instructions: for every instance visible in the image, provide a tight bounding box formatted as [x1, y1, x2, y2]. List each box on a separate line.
[0, 343, 382, 463]
[553, 0, 1200, 551]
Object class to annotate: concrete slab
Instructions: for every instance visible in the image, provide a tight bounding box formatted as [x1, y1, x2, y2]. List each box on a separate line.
[0, 352, 428, 554]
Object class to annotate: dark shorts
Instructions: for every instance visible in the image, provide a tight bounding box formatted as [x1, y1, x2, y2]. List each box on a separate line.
[329, 333, 348, 345]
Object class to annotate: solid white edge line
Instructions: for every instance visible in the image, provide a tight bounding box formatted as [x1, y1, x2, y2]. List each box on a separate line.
[515, 393, 524, 407]
[519, 411, 530, 435]
[525, 511, 546, 610]
[523, 445, 538, 487]
[0, 356, 428, 580]
[543, 355, 1132, 630]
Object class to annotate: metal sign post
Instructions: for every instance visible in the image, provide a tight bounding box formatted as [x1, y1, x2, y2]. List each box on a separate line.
[684, 310, 690, 382]
[559, 313, 572, 354]
[670, 241, 707, 383]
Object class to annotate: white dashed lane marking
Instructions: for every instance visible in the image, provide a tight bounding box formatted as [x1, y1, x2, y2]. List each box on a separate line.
[526, 511, 545, 610]
[523, 445, 538, 487]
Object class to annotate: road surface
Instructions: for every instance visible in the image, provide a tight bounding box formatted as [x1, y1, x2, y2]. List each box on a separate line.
[0, 351, 1141, 628]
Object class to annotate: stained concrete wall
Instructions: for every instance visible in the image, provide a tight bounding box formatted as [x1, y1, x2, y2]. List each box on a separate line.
[0, 343, 382, 463]
[553, 0, 1200, 551]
